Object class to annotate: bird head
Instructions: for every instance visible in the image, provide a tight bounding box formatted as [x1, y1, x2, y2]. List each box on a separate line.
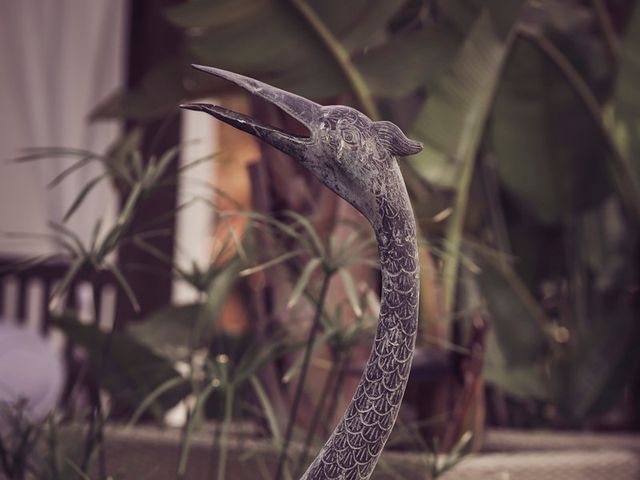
[181, 65, 422, 221]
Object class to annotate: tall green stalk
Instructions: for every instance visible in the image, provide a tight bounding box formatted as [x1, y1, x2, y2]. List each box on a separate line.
[274, 273, 332, 480]
[322, 350, 353, 438]
[80, 282, 110, 479]
[216, 387, 235, 480]
[294, 351, 341, 476]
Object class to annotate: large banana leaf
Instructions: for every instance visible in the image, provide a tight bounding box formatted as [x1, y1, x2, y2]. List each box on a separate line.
[476, 256, 552, 366]
[406, 1, 526, 318]
[491, 36, 611, 224]
[484, 333, 550, 400]
[407, 7, 519, 188]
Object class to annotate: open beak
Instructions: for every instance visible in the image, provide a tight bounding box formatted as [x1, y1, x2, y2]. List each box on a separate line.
[180, 65, 321, 157]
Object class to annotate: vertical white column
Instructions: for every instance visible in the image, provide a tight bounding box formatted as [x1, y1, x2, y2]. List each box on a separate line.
[172, 104, 219, 304]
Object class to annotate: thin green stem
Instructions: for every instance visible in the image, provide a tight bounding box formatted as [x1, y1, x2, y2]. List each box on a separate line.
[80, 282, 109, 479]
[216, 387, 235, 480]
[285, 0, 381, 119]
[177, 407, 192, 479]
[294, 352, 341, 476]
[441, 29, 517, 320]
[274, 273, 332, 480]
[323, 350, 353, 437]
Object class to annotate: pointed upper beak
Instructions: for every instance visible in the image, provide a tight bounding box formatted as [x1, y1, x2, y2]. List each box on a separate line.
[180, 65, 321, 157]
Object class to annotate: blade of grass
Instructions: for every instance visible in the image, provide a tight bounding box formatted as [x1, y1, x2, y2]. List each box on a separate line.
[49, 256, 85, 311]
[49, 222, 87, 256]
[64, 458, 92, 480]
[216, 387, 235, 480]
[250, 376, 282, 444]
[282, 211, 325, 257]
[239, 249, 304, 277]
[106, 263, 141, 312]
[128, 376, 188, 426]
[90, 219, 103, 252]
[287, 258, 322, 309]
[47, 156, 94, 188]
[274, 273, 331, 480]
[62, 174, 108, 222]
[338, 269, 363, 317]
[177, 382, 217, 476]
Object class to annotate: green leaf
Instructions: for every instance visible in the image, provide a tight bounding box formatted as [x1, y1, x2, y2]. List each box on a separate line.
[435, 0, 482, 36]
[477, 256, 551, 365]
[491, 36, 611, 224]
[128, 303, 203, 354]
[239, 250, 303, 277]
[287, 258, 322, 309]
[332, 0, 405, 51]
[338, 269, 362, 317]
[150, 144, 182, 184]
[51, 314, 188, 410]
[128, 258, 242, 354]
[282, 330, 332, 384]
[47, 156, 94, 188]
[551, 304, 639, 420]
[107, 263, 141, 312]
[99, 1, 462, 120]
[359, 25, 460, 99]
[408, 7, 520, 188]
[197, 255, 244, 344]
[177, 382, 218, 475]
[165, 0, 266, 29]
[250, 376, 282, 443]
[12, 147, 105, 163]
[89, 218, 103, 251]
[48, 256, 85, 312]
[184, 3, 337, 84]
[483, 331, 550, 400]
[283, 210, 325, 257]
[48, 222, 86, 256]
[91, 59, 192, 121]
[128, 376, 188, 426]
[62, 173, 108, 222]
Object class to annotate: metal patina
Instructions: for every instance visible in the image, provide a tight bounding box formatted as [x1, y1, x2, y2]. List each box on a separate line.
[181, 65, 422, 480]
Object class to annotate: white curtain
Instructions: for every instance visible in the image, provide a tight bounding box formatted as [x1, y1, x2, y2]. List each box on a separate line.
[0, 0, 127, 256]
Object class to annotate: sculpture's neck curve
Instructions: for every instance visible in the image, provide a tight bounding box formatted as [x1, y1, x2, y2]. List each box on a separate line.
[302, 162, 419, 480]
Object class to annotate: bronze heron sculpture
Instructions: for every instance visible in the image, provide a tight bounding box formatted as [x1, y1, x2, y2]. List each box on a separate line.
[181, 65, 422, 480]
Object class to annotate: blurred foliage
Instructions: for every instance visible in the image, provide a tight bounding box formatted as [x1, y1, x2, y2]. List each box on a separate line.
[91, 0, 640, 427]
[9, 135, 391, 476]
[52, 313, 190, 413]
[3, 2, 638, 479]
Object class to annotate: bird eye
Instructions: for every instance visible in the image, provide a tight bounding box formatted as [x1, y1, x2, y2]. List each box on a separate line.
[341, 127, 361, 145]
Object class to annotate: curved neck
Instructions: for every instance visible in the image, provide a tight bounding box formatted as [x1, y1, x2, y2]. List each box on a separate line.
[302, 164, 420, 480]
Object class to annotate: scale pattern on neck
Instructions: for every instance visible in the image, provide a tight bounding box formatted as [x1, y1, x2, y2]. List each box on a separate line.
[301, 153, 420, 480]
